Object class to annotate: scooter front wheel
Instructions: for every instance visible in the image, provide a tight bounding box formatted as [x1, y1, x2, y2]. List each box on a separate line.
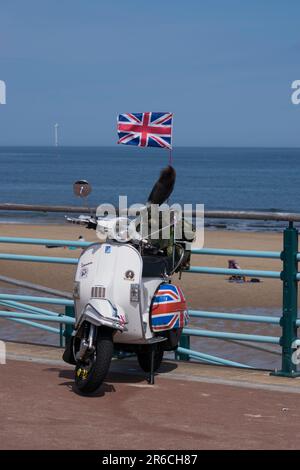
[75, 328, 113, 394]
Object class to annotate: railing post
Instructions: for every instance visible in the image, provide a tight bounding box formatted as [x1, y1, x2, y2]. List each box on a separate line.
[63, 305, 75, 342]
[272, 222, 300, 377]
[59, 320, 64, 348]
[175, 334, 190, 361]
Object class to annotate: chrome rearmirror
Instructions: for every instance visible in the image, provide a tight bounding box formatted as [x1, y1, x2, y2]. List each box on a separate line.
[73, 180, 92, 198]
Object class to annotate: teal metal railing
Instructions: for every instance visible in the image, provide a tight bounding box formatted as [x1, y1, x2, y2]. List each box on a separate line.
[0, 220, 299, 376]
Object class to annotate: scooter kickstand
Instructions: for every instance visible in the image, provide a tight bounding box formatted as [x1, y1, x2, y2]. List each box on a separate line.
[148, 345, 155, 385]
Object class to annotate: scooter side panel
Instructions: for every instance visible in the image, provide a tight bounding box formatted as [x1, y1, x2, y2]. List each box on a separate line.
[150, 283, 188, 332]
[140, 278, 164, 340]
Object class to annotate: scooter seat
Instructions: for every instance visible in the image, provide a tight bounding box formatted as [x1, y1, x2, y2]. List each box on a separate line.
[142, 255, 171, 278]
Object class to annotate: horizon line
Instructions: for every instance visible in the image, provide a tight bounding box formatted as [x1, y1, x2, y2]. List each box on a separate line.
[0, 145, 300, 150]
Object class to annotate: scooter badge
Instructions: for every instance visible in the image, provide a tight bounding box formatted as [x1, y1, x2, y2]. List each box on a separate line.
[124, 270, 135, 280]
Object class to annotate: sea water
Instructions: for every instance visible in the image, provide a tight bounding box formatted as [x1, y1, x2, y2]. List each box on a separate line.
[1, 145, 300, 230]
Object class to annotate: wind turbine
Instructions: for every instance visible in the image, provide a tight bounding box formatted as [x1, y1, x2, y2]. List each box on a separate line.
[54, 123, 59, 147]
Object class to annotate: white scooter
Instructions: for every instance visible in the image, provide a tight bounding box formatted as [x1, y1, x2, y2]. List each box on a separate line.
[63, 168, 195, 394]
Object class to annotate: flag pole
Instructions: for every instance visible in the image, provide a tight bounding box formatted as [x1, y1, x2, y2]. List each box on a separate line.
[168, 112, 173, 165]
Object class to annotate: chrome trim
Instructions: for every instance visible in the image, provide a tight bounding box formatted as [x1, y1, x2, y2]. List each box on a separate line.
[77, 303, 127, 332]
[88, 324, 95, 349]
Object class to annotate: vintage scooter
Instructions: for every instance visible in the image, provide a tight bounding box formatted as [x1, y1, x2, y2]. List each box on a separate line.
[63, 167, 195, 394]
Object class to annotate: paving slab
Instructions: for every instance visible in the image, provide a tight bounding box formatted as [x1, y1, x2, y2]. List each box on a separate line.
[1, 342, 300, 449]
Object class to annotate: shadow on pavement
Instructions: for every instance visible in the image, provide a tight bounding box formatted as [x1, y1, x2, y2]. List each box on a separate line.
[44, 359, 178, 397]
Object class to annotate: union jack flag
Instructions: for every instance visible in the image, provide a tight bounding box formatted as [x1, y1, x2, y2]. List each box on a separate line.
[117, 112, 173, 149]
[151, 284, 188, 332]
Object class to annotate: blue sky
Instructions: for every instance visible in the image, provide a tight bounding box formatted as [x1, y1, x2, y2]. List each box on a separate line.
[0, 0, 299, 146]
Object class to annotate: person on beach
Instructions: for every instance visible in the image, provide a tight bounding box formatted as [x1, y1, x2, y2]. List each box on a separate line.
[228, 259, 246, 283]
[228, 259, 260, 283]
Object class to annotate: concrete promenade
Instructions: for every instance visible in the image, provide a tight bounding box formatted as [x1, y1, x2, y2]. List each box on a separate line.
[1, 342, 300, 450]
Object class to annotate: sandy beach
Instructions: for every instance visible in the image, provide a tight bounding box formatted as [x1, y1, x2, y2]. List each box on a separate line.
[0, 224, 284, 311]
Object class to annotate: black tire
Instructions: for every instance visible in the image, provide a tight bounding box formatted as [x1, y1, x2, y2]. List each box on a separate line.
[137, 346, 164, 373]
[75, 329, 113, 394]
[62, 336, 76, 365]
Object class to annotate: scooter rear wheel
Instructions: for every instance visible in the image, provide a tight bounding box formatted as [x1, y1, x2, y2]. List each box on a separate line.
[137, 346, 164, 373]
[74, 329, 113, 394]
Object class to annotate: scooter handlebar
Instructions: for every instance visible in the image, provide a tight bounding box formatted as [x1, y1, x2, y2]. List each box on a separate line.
[65, 216, 97, 229]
